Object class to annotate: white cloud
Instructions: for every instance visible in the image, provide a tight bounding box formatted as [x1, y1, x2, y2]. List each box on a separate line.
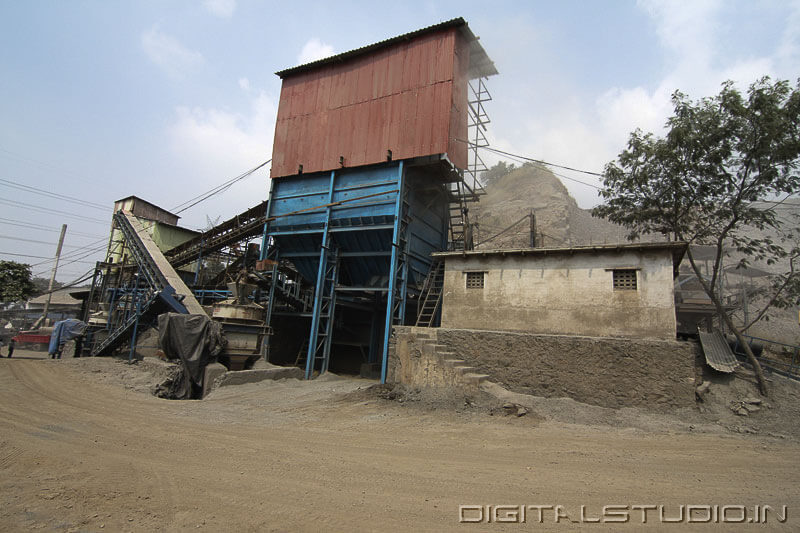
[510, 0, 797, 208]
[238, 77, 251, 91]
[141, 26, 204, 79]
[297, 38, 334, 64]
[596, 85, 672, 137]
[167, 90, 277, 226]
[777, 0, 800, 69]
[203, 0, 236, 19]
[637, 0, 721, 71]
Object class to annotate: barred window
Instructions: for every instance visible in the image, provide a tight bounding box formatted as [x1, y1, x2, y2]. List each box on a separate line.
[465, 271, 485, 289]
[612, 269, 637, 290]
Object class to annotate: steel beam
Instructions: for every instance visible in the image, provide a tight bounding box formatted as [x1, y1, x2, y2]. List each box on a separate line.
[381, 161, 405, 384]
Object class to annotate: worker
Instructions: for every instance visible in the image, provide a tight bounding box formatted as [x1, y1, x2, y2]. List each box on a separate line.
[7, 338, 14, 358]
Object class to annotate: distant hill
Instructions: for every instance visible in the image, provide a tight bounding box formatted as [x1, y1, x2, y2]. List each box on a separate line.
[471, 162, 637, 249]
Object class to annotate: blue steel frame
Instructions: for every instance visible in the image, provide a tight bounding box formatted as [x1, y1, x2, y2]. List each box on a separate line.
[260, 159, 445, 383]
[305, 171, 338, 379]
[381, 162, 407, 383]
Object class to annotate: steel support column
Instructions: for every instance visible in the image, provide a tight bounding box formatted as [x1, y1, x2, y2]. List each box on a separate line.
[380, 161, 406, 384]
[261, 246, 280, 361]
[305, 171, 338, 379]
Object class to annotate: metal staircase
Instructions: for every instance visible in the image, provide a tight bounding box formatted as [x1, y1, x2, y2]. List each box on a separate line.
[415, 260, 444, 327]
[448, 181, 471, 251]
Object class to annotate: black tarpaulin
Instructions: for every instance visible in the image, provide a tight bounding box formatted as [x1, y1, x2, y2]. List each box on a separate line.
[156, 313, 226, 399]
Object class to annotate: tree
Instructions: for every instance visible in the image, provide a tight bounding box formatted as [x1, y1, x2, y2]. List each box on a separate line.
[0, 260, 37, 302]
[593, 77, 800, 396]
[480, 161, 516, 186]
[31, 276, 63, 297]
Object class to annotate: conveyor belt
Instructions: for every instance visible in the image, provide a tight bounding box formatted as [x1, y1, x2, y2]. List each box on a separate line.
[91, 211, 206, 356]
[164, 201, 267, 269]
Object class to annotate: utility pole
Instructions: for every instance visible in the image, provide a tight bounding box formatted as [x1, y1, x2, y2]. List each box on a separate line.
[38, 223, 67, 328]
[529, 210, 536, 248]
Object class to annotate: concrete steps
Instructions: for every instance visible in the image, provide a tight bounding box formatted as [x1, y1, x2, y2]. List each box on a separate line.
[390, 326, 491, 390]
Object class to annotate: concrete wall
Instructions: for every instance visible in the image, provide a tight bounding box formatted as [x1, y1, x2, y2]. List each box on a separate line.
[440, 249, 678, 339]
[387, 326, 489, 391]
[435, 328, 697, 410]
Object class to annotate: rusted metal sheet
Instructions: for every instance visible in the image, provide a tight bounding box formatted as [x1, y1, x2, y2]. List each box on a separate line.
[271, 23, 480, 178]
[698, 329, 741, 373]
[447, 32, 471, 170]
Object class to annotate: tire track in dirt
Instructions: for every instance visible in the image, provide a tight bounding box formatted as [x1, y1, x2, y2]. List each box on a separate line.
[3, 357, 800, 531]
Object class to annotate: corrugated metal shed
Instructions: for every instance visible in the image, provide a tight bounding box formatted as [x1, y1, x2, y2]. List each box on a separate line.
[270, 18, 496, 179]
[114, 196, 180, 226]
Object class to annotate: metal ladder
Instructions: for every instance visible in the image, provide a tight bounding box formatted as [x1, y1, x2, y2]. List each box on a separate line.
[415, 260, 444, 327]
[304, 246, 339, 378]
[293, 338, 310, 369]
[448, 181, 473, 251]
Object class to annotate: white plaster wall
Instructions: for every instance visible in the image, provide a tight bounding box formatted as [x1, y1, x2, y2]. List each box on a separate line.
[440, 250, 677, 339]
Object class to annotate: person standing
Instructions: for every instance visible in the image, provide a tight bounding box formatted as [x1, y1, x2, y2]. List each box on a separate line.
[7, 338, 15, 358]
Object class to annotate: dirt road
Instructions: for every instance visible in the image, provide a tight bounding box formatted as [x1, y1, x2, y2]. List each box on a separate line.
[1, 353, 798, 531]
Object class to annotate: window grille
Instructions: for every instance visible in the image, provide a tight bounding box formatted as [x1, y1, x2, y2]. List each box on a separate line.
[465, 271, 485, 289]
[612, 269, 637, 290]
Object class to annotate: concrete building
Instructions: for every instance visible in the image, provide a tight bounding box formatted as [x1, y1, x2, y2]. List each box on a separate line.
[108, 196, 199, 272]
[434, 242, 687, 340]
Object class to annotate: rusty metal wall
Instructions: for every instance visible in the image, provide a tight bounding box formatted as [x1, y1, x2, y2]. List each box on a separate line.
[270, 27, 470, 178]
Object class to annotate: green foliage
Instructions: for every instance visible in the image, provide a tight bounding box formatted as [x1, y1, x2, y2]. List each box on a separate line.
[31, 276, 63, 297]
[480, 161, 516, 186]
[0, 260, 37, 302]
[593, 77, 800, 298]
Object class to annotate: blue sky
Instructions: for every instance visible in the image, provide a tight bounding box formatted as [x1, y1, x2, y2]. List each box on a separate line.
[1, 0, 798, 282]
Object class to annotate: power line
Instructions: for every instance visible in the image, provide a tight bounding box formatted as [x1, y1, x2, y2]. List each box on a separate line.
[463, 140, 604, 177]
[0, 198, 110, 224]
[548, 169, 603, 191]
[475, 214, 530, 247]
[0, 234, 88, 248]
[0, 178, 110, 211]
[32, 251, 103, 276]
[31, 269, 96, 294]
[28, 239, 108, 268]
[171, 159, 271, 214]
[1, 252, 64, 260]
[0, 252, 96, 265]
[0, 218, 105, 239]
[455, 139, 604, 190]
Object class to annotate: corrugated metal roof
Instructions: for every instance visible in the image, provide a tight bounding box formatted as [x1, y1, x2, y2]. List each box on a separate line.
[28, 289, 83, 306]
[276, 17, 498, 79]
[698, 329, 740, 373]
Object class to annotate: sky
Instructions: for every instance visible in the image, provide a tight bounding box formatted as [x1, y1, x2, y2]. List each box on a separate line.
[1, 0, 798, 283]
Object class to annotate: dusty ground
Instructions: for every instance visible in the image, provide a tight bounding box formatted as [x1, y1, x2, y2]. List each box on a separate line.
[1, 350, 799, 532]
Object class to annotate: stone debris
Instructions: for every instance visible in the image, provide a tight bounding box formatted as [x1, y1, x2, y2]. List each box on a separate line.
[503, 402, 528, 417]
[695, 381, 711, 402]
[730, 397, 765, 416]
[729, 425, 760, 434]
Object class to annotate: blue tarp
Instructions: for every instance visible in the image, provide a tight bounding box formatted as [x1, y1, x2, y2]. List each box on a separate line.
[49, 319, 87, 355]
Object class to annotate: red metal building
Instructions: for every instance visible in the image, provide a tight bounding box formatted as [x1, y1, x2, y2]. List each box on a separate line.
[271, 17, 497, 178]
